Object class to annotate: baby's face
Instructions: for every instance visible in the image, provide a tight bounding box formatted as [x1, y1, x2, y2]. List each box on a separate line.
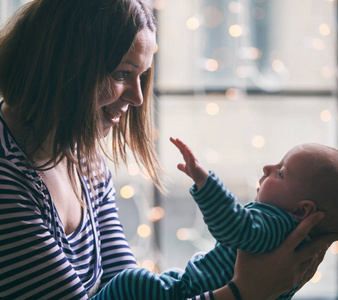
[255, 145, 312, 213]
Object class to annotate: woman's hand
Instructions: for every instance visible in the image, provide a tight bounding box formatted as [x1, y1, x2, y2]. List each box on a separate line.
[213, 212, 338, 300]
[233, 212, 337, 300]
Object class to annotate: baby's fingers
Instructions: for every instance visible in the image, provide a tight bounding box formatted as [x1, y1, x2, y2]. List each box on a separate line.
[170, 137, 185, 153]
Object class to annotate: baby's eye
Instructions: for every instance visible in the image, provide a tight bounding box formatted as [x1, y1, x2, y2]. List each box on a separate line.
[278, 169, 283, 178]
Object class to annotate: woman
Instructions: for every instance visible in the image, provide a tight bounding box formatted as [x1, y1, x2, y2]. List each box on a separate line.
[0, 0, 335, 299]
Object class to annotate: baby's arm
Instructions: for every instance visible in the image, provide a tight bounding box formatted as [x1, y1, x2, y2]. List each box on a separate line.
[170, 137, 209, 190]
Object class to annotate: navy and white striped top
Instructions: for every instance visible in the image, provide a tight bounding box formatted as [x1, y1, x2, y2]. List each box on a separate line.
[0, 108, 137, 299]
[0, 106, 215, 300]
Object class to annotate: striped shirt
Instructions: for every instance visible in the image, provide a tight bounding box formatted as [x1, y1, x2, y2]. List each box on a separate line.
[187, 171, 300, 300]
[0, 110, 137, 299]
[92, 172, 300, 300]
[0, 107, 215, 300]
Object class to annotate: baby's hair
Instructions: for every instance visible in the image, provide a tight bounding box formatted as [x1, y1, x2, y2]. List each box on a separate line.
[301, 144, 338, 234]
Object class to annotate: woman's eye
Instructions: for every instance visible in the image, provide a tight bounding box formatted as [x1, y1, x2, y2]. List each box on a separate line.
[278, 170, 283, 178]
[114, 71, 128, 81]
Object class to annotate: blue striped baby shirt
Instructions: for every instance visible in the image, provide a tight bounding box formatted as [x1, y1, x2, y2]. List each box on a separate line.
[97, 172, 300, 299]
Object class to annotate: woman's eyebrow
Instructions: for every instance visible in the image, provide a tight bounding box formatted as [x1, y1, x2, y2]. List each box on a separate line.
[122, 61, 139, 68]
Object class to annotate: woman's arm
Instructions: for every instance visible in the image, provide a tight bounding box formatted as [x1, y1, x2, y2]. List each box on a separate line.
[213, 212, 337, 300]
[0, 160, 88, 299]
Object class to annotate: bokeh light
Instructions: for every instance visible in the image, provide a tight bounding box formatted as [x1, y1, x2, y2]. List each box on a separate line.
[229, 24, 243, 37]
[310, 271, 322, 283]
[319, 23, 330, 36]
[137, 224, 151, 238]
[177, 228, 190, 241]
[320, 109, 331, 122]
[147, 206, 165, 222]
[206, 102, 219, 115]
[330, 241, 338, 254]
[120, 185, 135, 199]
[252, 135, 265, 148]
[225, 88, 239, 100]
[205, 59, 219, 72]
[272, 59, 286, 73]
[141, 260, 155, 271]
[186, 17, 200, 31]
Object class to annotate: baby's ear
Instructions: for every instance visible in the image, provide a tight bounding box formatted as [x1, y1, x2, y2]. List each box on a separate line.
[291, 200, 317, 222]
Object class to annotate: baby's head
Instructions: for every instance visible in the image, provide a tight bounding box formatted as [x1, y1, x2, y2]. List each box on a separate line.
[256, 143, 338, 236]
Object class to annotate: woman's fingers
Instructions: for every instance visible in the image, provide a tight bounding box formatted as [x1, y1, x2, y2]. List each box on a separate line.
[295, 232, 338, 262]
[281, 212, 325, 251]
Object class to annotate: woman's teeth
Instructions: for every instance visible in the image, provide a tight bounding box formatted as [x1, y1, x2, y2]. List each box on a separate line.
[102, 106, 120, 119]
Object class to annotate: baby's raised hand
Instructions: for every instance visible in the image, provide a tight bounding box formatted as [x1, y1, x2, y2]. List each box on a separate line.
[170, 137, 209, 190]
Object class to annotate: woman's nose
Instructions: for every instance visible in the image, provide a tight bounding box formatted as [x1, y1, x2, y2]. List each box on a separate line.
[123, 79, 144, 107]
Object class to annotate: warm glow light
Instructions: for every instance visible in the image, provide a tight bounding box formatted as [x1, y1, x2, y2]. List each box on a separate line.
[272, 59, 285, 73]
[205, 59, 219, 71]
[186, 17, 200, 30]
[229, 24, 243, 37]
[147, 206, 165, 222]
[177, 228, 189, 240]
[252, 136, 265, 148]
[330, 241, 338, 254]
[310, 271, 322, 283]
[248, 47, 262, 60]
[142, 260, 155, 271]
[319, 23, 330, 36]
[225, 88, 239, 100]
[320, 110, 331, 122]
[206, 102, 219, 115]
[154, 43, 159, 54]
[120, 185, 135, 199]
[137, 224, 151, 238]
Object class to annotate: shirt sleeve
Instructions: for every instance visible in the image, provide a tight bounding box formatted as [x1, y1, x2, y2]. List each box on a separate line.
[92, 267, 215, 300]
[190, 171, 298, 253]
[96, 165, 138, 289]
[0, 159, 88, 300]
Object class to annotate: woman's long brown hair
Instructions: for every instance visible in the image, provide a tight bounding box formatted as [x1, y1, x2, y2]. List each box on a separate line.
[0, 0, 164, 195]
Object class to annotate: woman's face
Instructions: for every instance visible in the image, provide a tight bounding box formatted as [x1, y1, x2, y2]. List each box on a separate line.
[99, 28, 156, 136]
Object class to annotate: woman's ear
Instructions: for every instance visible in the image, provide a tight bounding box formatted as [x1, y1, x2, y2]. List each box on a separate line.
[291, 200, 317, 222]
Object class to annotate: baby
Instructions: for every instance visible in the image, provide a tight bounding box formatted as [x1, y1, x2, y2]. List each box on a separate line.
[97, 139, 338, 300]
[169, 137, 338, 299]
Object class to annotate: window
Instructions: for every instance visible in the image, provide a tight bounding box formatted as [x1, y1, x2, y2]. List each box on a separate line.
[2, 1, 337, 298]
